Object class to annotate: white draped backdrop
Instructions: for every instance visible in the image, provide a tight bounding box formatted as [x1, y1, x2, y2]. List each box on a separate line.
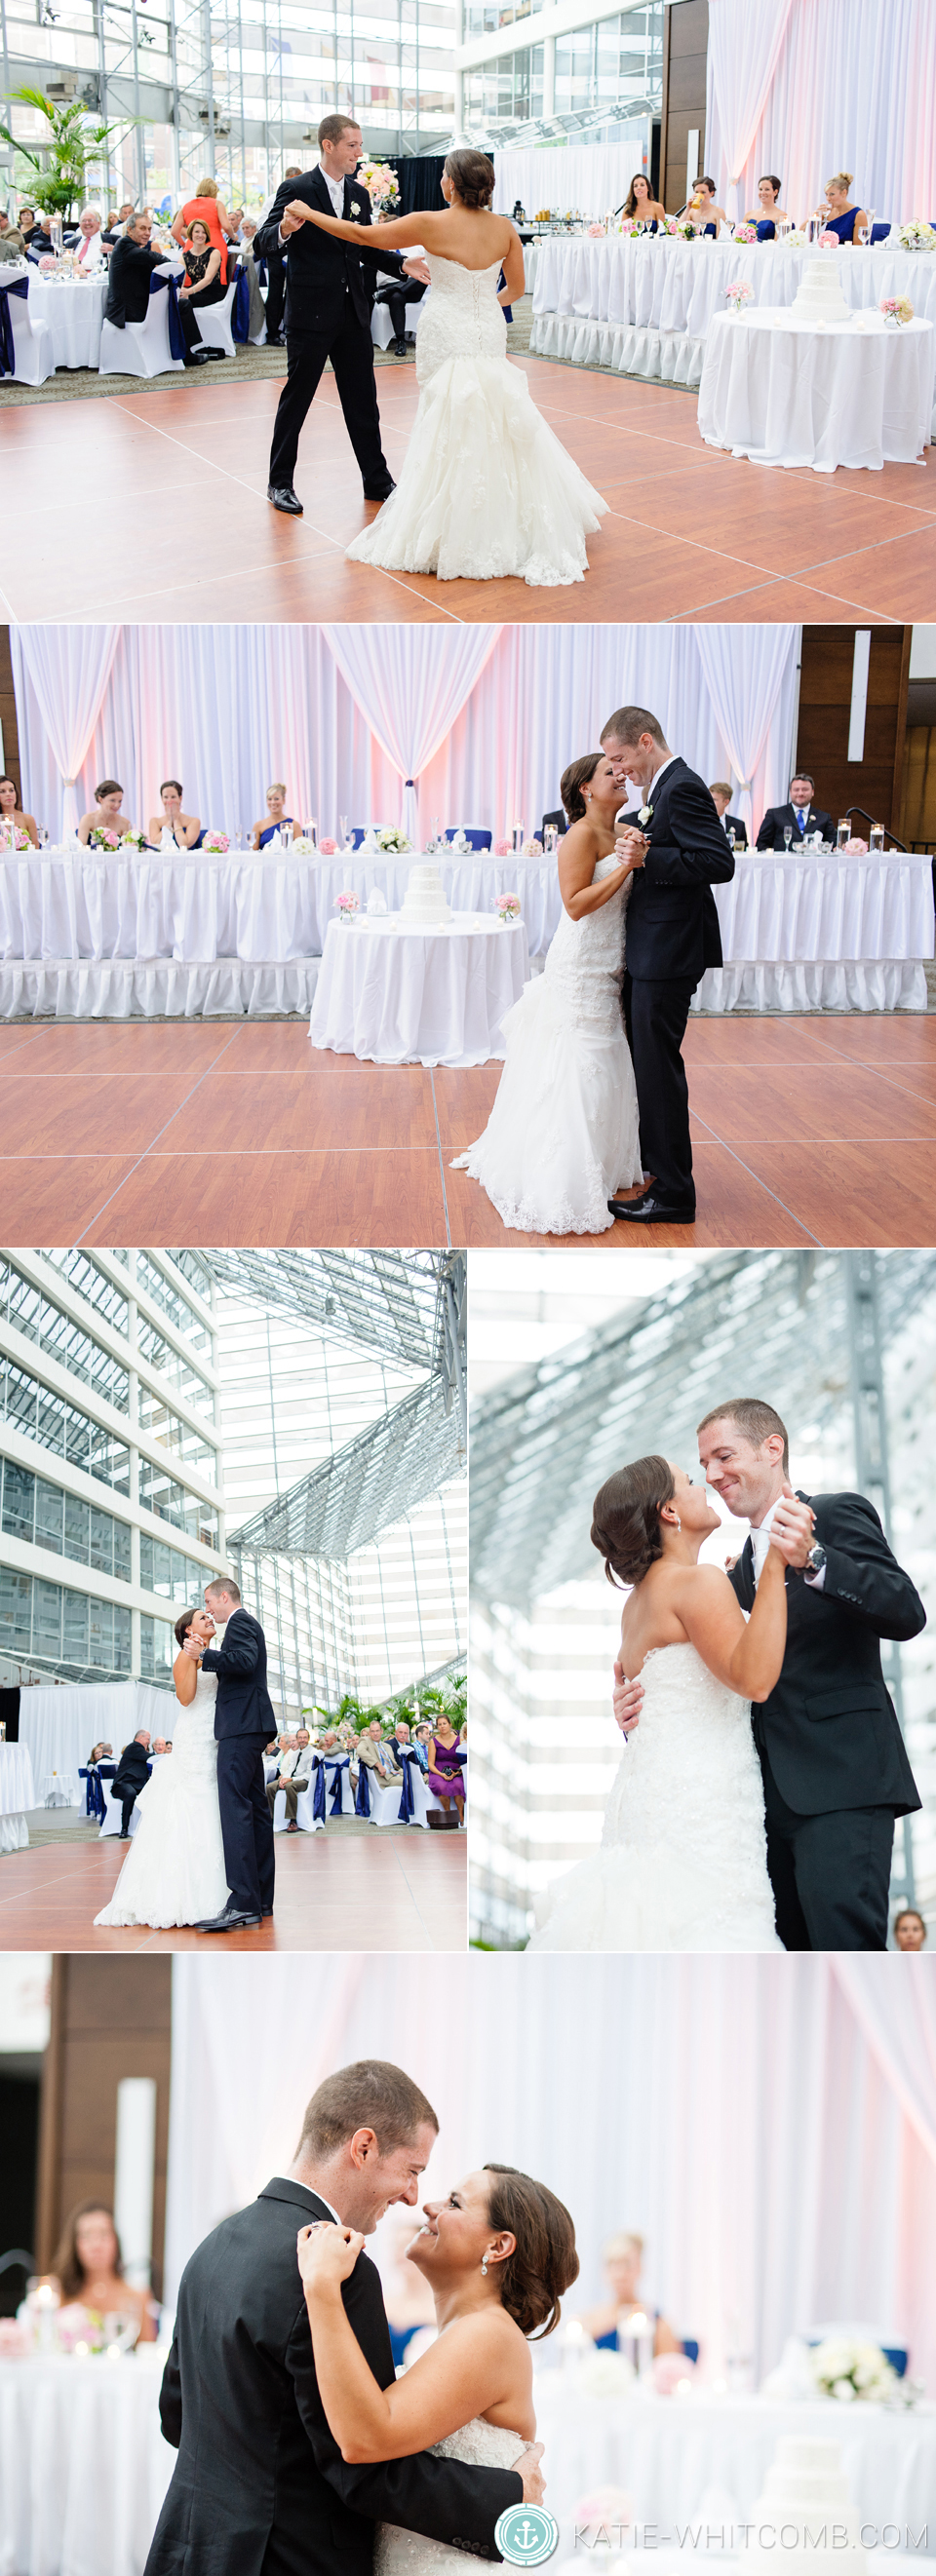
[491, 141, 645, 221]
[705, 0, 936, 226]
[11, 625, 800, 850]
[164, 1955, 936, 2396]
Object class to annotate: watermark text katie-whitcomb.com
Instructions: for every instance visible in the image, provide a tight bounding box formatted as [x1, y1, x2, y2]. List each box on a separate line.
[572, 2528, 930, 2556]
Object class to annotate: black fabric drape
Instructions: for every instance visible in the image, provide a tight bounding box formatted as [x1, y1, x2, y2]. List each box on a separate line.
[389, 158, 448, 213]
[0, 1687, 20, 1743]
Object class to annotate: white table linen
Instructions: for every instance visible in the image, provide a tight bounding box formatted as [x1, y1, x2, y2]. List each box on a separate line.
[0, 1741, 36, 1853]
[308, 912, 529, 1065]
[25, 272, 108, 370]
[530, 2378, 936, 2532]
[699, 850, 934, 1013]
[528, 238, 936, 433]
[0, 2351, 175, 2576]
[698, 309, 935, 473]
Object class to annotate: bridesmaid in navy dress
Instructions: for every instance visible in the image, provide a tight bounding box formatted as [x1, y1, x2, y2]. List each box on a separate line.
[813, 171, 871, 244]
[576, 2231, 682, 2358]
[252, 782, 295, 848]
[756, 173, 792, 241]
[685, 175, 727, 238]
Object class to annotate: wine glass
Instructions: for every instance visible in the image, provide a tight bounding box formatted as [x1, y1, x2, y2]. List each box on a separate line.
[783, 825, 792, 851]
[857, 224, 870, 250]
[726, 826, 736, 851]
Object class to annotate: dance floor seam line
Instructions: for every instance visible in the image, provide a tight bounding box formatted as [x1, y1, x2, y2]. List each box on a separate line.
[666, 1107, 827, 1246]
[68, 1024, 243, 1247]
[429, 1071, 452, 1250]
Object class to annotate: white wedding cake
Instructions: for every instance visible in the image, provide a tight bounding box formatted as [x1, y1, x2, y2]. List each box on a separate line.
[400, 863, 452, 925]
[790, 258, 849, 323]
[742, 2441, 868, 2576]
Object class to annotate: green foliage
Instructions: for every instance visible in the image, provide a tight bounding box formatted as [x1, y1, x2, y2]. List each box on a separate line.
[300, 1672, 467, 1738]
[0, 88, 135, 218]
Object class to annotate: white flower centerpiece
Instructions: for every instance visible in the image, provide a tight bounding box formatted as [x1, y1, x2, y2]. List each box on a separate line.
[375, 826, 412, 854]
[897, 219, 936, 252]
[809, 2337, 897, 2403]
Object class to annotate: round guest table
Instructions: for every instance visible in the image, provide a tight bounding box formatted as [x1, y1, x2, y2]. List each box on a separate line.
[698, 308, 935, 473]
[26, 269, 109, 369]
[529, 2376, 936, 2532]
[0, 1740, 36, 1853]
[701, 850, 934, 1012]
[0, 2350, 175, 2576]
[308, 911, 529, 1065]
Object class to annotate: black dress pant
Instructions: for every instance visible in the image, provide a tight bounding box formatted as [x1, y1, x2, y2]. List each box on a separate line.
[759, 1750, 894, 1949]
[375, 277, 426, 340]
[177, 279, 225, 353]
[216, 1731, 276, 1915]
[624, 972, 696, 1207]
[263, 247, 287, 338]
[269, 295, 392, 493]
[120, 1792, 137, 1835]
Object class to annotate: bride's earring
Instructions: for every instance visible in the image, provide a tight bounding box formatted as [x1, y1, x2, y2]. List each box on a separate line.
[481, 2254, 489, 2276]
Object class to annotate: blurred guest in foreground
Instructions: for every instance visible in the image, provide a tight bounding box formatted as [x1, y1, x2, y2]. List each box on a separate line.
[49, 2203, 158, 2341]
[894, 1907, 927, 1950]
[0, 775, 39, 846]
[577, 2230, 681, 2355]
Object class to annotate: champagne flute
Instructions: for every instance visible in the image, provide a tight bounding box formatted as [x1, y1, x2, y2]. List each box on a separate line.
[783, 825, 792, 851]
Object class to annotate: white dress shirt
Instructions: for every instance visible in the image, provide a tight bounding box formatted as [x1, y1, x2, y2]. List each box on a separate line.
[748, 1495, 825, 1588]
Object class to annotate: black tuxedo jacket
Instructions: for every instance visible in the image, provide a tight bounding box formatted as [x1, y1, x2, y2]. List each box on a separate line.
[201, 1606, 276, 1743]
[112, 1740, 151, 1796]
[728, 1490, 924, 1818]
[756, 800, 835, 850]
[147, 2178, 522, 2576]
[104, 237, 166, 327]
[722, 812, 748, 848]
[618, 756, 734, 984]
[254, 170, 406, 333]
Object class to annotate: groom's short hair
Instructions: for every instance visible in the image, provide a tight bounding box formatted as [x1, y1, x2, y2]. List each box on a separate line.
[601, 706, 666, 750]
[697, 1398, 789, 1474]
[206, 1576, 241, 1604]
[296, 2058, 439, 2161]
[318, 112, 359, 147]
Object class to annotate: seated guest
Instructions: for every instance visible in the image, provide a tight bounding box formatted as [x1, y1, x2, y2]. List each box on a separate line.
[78, 779, 135, 845]
[756, 173, 791, 239]
[387, 1715, 412, 1767]
[17, 205, 39, 246]
[151, 1735, 171, 1758]
[87, 1740, 114, 1767]
[709, 781, 748, 847]
[105, 211, 208, 362]
[757, 772, 835, 850]
[32, 214, 57, 257]
[172, 174, 232, 283]
[425, 1711, 465, 1820]
[373, 209, 427, 355]
[176, 217, 229, 360]
[623, 173, 666, 230]
[252, 783, 294, 847]
[685, 175, 727, 236]
[894, 1906, 927, 1950]
[412, 1720, 432, 1772]
[577, 2229, 681, 2357]
[49, 2202, 158, 2341]
[72, 207, 107, 269]
[254, 165, 304, 346]
[101, 202, 135, 245]
[812, 171, 870, 245]
[0, 212, 8, 236]
[352, 1720, 403, 1787]
[0, 225, 26, 266]
[265, 1727, 314, 1827]
[110, 1730, 151, 1837]
[238, 215, 257, 246]
[147, 777, 202, 847]
[0, 774, 39, 847]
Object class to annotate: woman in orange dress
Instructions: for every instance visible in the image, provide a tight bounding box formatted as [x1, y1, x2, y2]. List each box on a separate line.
[172, 174, 232, 283]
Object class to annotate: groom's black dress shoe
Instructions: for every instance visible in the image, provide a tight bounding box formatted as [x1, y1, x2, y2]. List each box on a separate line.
[268, 484, 303, 514]
[195, 1906, 262, 1932]
[607, 1190, 696, 1225]
[363, 479, 395, 500]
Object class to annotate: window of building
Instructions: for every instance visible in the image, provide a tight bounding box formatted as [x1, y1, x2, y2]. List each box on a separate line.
[136, 1319, 217, 1426]
[0, 1453, 133, 1580]
[139, 1530, 209, 1606]
[0, 1566, 132, 1679]
[139, 1611, 176, 1687]
[0, 1258, 130, 1413]
[41, 1250, 130, 1337]
[0, 1358, 131, 1495]
[135, 1253, 212, 1354]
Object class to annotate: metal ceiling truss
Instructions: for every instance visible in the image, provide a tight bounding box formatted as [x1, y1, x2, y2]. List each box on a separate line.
[230, 1371, 464, 1565]
[469, 1250, 936, 1609]
[198, 1248, 461, 1379]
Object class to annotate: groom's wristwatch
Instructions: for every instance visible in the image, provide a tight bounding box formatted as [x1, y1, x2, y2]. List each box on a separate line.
[804, 1540, 827, 1576]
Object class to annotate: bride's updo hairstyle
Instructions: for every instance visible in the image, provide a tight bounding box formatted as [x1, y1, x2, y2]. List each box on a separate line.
[561, 751, 602, 823]
[483, 2165, 579, 2340]
[174, 1606, 203, 1647]
[591, 1457, 677, 1588]
[445, 148, 495, 209]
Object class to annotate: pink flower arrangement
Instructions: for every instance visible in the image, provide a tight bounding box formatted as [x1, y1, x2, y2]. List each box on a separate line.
[201, 829, 229, 852]
[652, 2350, 697, 2396]
[319, 836, 337, 855]
[819, 228, 839, 247]
[725, 279, 754, 311]
[733, 220, 758, 244]
[843, 836, 870, 854]
[880, 294, 914, 326]
[494, 893, 521, 920]
[0, 2320, 29, 2357]
[494, 838, 512, 857]
[90, 826, 120, 849]
[39, 253, 56, 272]
[335, 889, 360, 915]
[587, 221, 605, 238]
[573, 2488, 634, 2542]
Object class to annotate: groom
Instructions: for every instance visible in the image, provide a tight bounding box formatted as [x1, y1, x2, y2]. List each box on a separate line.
[196, 1576, 276, 1934]
[254, 113, 429, 517]
[144, 2057, 540, 2576]
[599, 704, 736, 1226]
[613, 1398, 925, 1949]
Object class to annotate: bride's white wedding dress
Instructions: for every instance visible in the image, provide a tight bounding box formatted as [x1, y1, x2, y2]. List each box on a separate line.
[347, 253, 607, 586]
[375, 2420, 528, 2574]
[529, 1642, 782, 1952]
[94, 1668, 229, 1929]
[452, 855, 643, 1234]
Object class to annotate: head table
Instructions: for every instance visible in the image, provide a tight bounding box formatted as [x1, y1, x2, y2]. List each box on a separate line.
[0, 844, 929, 1021]
[529, 237, 936, 438]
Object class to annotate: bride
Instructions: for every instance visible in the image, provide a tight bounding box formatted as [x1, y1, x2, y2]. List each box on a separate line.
[452, 753, 644, 1235]
[296, 2164, 578, 2572]
[94, 1608, 230, 1929]
[529, 1458, 787, 1952]
[292, 149, 607, 586]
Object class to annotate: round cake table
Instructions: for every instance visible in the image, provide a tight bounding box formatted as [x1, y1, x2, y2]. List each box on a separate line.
[0, 2349, 175, 2576]
[0, 1740, 36, 1852]
[698, 308, 935, 472]
[308, 912, 529, 1065]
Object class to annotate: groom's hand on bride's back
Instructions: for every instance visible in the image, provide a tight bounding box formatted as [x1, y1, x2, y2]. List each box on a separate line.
[612, 1657, 644, 1735]
[517, 2443, 546, 2505]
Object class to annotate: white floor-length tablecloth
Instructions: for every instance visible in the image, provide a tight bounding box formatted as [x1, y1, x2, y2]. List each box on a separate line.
[698, 851, 934, 1012]
[18, 1681, 175, 1794]
[308, 912, 529, 1064]
[528, 238, 936, 433]
[25, 271, 109, 369]
[698, 309, 935, 472]
[530, 2378, 936, 2531]
[0, 1741, 36, 1853]
[0, 2352, 176, 2576]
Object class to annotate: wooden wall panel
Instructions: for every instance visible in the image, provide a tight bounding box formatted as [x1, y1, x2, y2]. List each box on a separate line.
[36, 1957, 173, 2297]
[0, 625, 20, 794]
[796, 626, 912, 837]
[660, 0, 709, 212]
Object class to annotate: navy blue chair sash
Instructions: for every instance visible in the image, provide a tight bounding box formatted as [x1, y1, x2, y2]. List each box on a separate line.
[232, 266, 251, 341]
[355, 1760, 370, 1817]
[0, 277, 29, 378]
[398, 1754, 416, 1822]
[328, 1752, 349, 1815]
[312, 1756, 327, 1823]
[149, 270, 185, 362]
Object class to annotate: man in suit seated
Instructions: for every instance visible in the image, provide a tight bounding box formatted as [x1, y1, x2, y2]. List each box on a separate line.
[265, 1728, 314, 1828]
[111, 1730, 152, 1837]
[387, 1715, 412, 1768]
[352, 1721, 403, 1789]
[105, 211, 212, 367]
[709, 781, 748, 848]
[757, 773, 835, 850]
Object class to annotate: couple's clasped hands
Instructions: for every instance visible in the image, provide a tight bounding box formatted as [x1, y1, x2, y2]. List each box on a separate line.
[614, 827, 648, 874]
[181, 1616, 215, 1666]
[612, 1482, 816, 1738]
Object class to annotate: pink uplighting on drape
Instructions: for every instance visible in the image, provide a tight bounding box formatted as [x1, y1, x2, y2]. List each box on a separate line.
[706, 0, 936, 225]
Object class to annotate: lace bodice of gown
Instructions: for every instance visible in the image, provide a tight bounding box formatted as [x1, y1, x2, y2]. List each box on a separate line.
[542, 853, 630, 1025]
[169, 1665, 219, 1780]
[415, 255, 506, 381]
[93, 1662, 228, 1930]
[528, 1640, 782, 1952]
[374, 2419, 528, 2574]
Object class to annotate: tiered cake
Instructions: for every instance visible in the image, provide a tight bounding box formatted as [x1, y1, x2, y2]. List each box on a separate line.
[790, 258, 849, 323]
[400, 863, 452, 925]
[743, 2441, 868, 2576]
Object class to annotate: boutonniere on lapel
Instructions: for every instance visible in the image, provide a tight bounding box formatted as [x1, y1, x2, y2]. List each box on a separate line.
[348, 200, 364, 220]
[638, 802, 653, 827]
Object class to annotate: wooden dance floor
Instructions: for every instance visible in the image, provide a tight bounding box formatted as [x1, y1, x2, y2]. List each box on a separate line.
[1, 359, 934, 623]
[0, 1820, 466, 1951]
[0, 1010, 934, 1248]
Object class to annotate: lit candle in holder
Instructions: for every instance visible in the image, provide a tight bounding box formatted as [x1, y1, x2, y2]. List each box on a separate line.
[623, 2308, 654, 2380]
